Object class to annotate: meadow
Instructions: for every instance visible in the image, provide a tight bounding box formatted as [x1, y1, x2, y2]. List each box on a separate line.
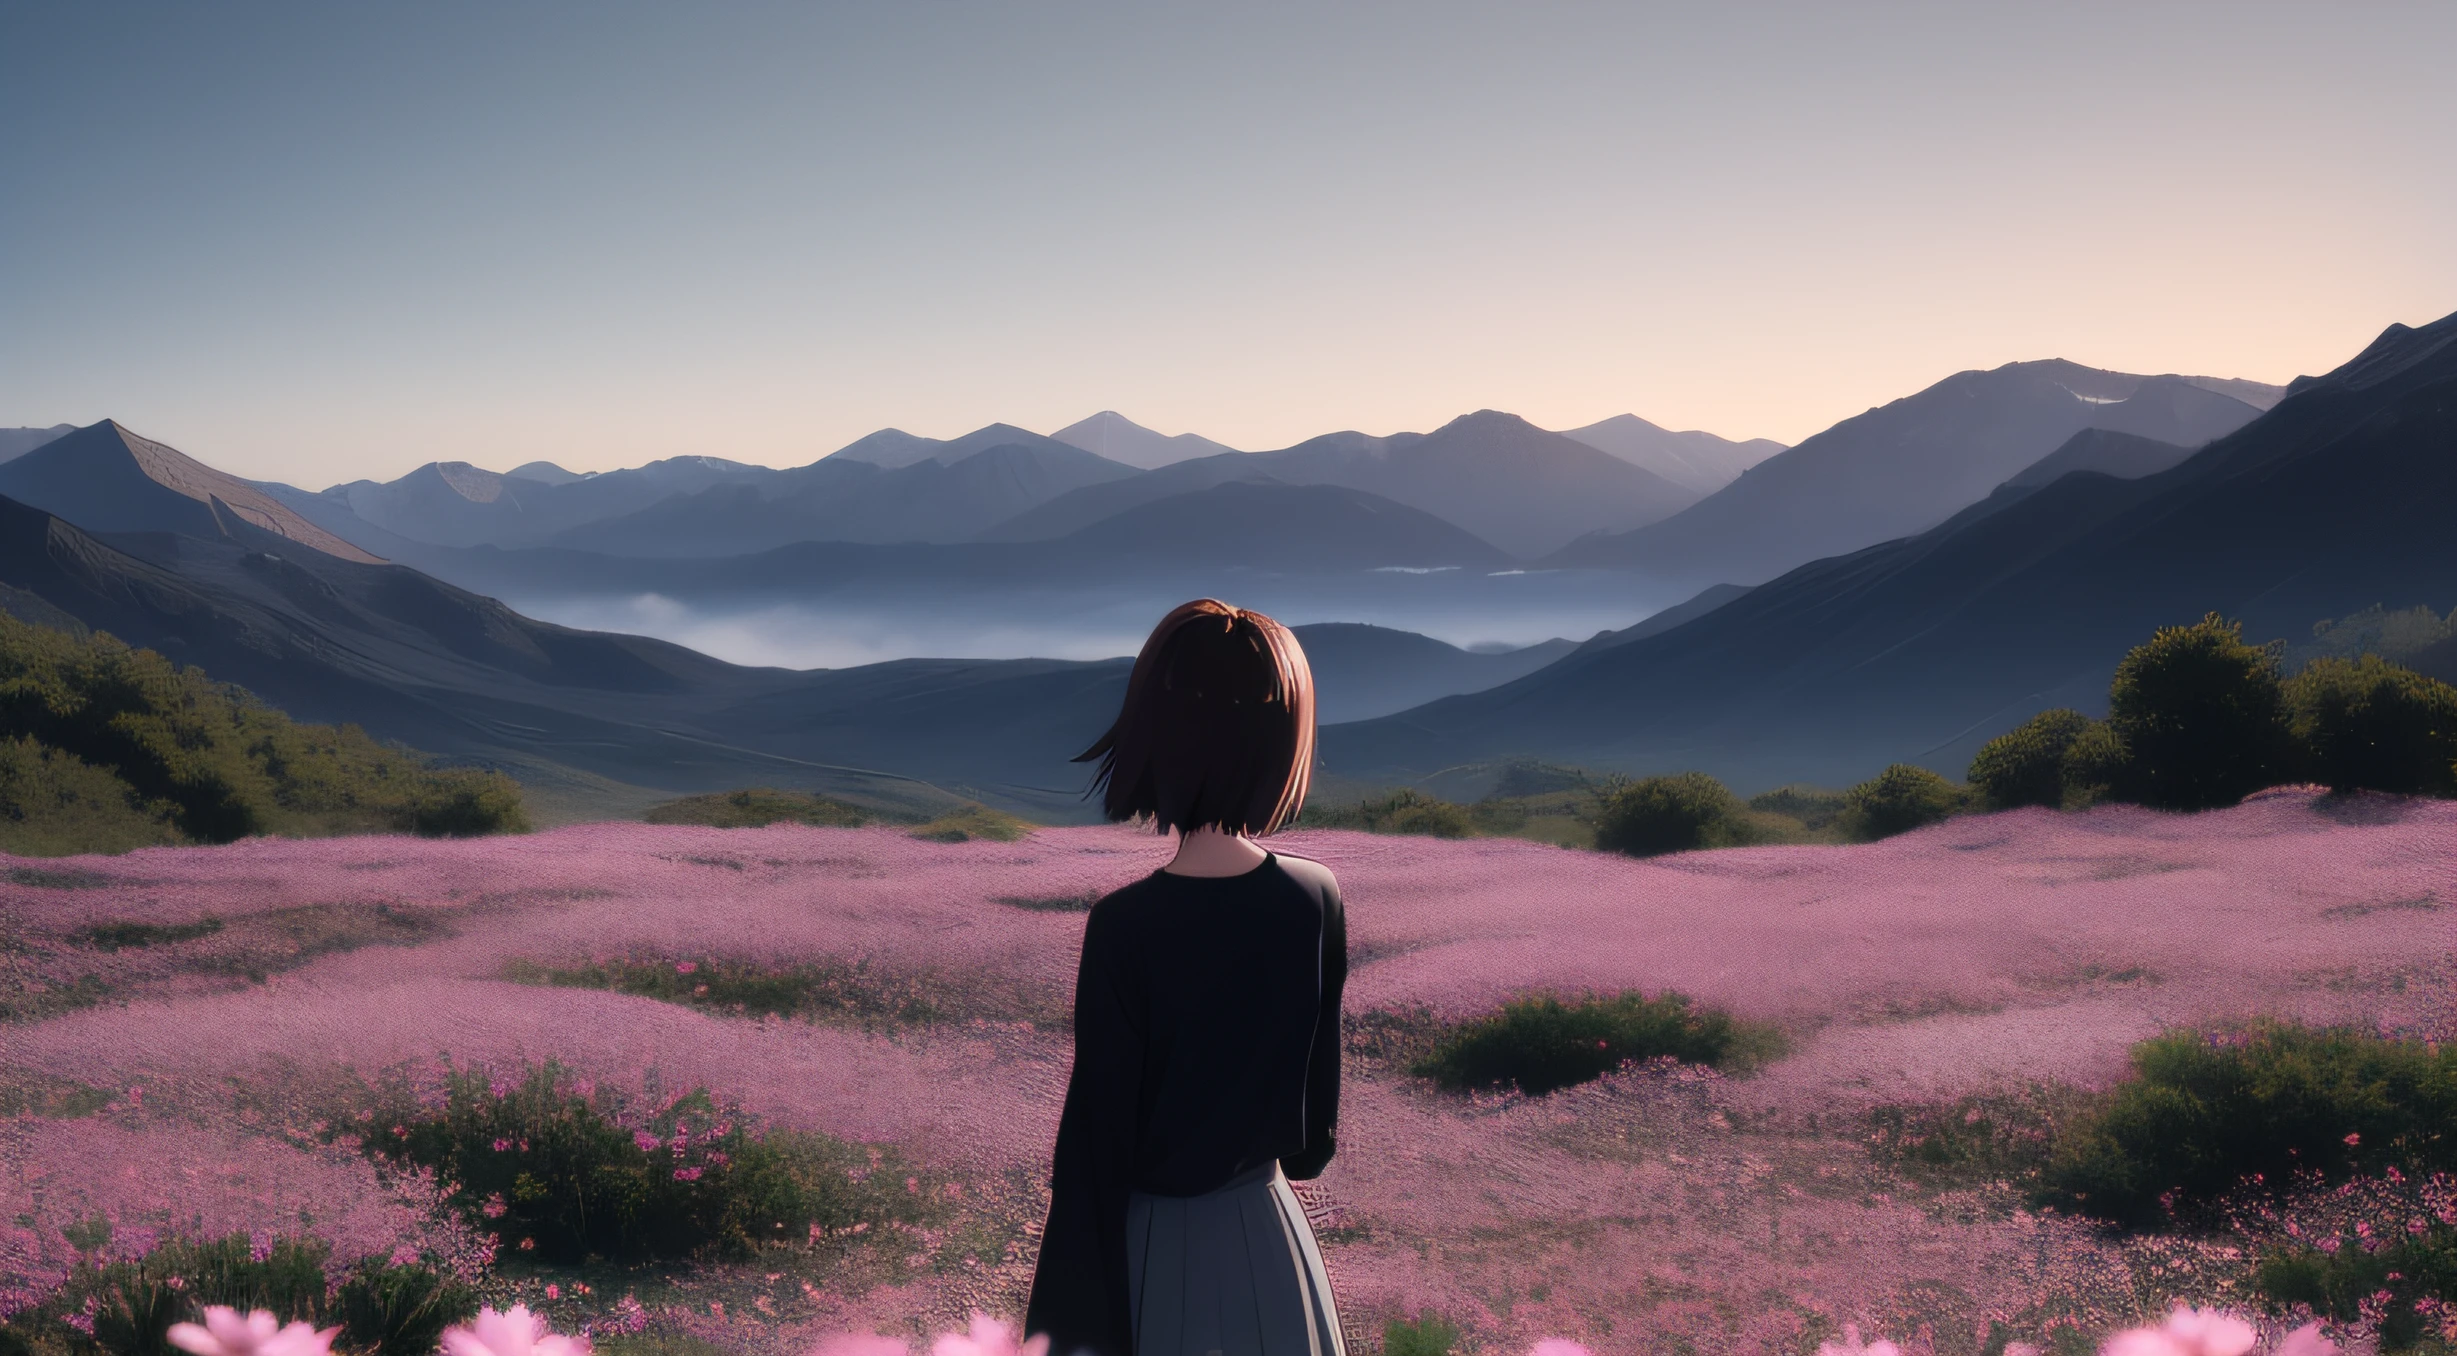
[2, 789, 2452, 1356]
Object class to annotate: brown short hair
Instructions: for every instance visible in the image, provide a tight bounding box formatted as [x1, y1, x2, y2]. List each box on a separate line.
[1075, 599, 1316, 835]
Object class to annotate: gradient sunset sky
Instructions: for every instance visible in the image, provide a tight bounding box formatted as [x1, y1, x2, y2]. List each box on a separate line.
[5, 2, 2453, 486]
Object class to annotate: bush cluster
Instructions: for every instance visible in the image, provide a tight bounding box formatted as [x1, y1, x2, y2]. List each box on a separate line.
[1835, 763, 1966, 839]
[2258, 1223, 2457, 1352]
[0, 1232, 476, 1356]
[0, 614, 528, 855]
[641, 788, 874, 828]
[2035, 1020, 2457, 1227]
[1410, 989, 1781, 1096]
[1295, 788, 1476, 838]
[1969, 613, 2457, 813]
[1591, 772, 1745, 856]
[329, 1061, 932, 1265]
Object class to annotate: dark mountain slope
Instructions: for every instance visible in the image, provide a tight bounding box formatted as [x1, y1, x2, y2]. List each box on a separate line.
[1321, 313, 2457, 793]
[0, 420, 384, 564]
[1291, 624, 1576, 723]
[1548, 364, 2264, 586]
[2002, 429, 2195, 491]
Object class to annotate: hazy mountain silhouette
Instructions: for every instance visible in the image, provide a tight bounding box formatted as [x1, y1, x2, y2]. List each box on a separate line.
[0, 420, 384, 564]
[0, 425, 76, 464]
[545, 440, 1140, 554]
[1053, 481, 1508, 569]
[983, 410, 1695, 558]
[1547, 363, 2268, 585]
[1322, 313, 2457, 792]
[1050, 411, 1240, 469]
[1556, 414, 1785, 495]
[825, 422, 1092, 471]
[308, 455, 774, 549]
[507, 461, 590, 485]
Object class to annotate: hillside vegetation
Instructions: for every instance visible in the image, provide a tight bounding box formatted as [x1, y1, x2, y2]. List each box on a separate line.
[0, 613, 529, 856]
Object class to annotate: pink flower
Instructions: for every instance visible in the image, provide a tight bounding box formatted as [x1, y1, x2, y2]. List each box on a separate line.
[928, 1313, 1049, 1356]
[2345, 1133, 2361, 1146]
[1817, 1325, 1902, 1356]
[442, 1305, 591, 1356]
[2100, 1305, 2257, 1356]
[815, 1337, 911, 1356]
[492, 1139, 513, 1152]
[675, 962, 698, 975]
[2273, 1322, 2341, 1356]
[544, 1286, 560, 1301]
[674, 1167, 703, 1181]
[167, 1307, 340, 1356]
[1530, 1341, 1592, 1356]
[634, 1132, 662, 1153]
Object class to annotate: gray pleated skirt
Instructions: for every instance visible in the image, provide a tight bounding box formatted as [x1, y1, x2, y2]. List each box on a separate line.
[1124, 1160, 1347, 1356]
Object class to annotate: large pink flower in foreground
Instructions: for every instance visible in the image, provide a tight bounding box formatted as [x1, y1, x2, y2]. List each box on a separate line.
[1816, 1324, 1903, 1356]
[441, 1305, 591, 1356]
[167, 1307, 339, 1356]
[2099, 1306, 2338, 1356]
[932, 1313, 1049, 1356]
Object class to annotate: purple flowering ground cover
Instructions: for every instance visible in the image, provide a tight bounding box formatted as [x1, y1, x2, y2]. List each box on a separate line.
[3, 789, 2452, 1355]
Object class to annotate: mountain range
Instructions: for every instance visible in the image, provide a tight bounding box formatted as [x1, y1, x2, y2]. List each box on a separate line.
[1321, 315, 2453, 792]
[1549, 363, 2284, 586]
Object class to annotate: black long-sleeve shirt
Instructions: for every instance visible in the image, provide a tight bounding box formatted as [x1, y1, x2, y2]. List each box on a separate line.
[1024, 851, 1347, 1356]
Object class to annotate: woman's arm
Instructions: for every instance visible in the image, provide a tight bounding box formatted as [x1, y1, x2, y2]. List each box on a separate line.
[1282, 877, 1346, 1181]
[1024, 901, 1143, 1356]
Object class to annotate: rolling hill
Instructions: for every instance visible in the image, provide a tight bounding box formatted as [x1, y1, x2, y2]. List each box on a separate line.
[1547, 363, 2272, 586]
[0, 425, 75, 463]
[1321, 312, 2457, 793]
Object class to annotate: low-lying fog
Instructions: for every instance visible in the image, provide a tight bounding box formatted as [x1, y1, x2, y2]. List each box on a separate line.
[502, 570, 1678, 671]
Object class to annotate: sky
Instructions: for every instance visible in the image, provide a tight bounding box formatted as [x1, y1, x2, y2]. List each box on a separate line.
[4, 2, 2453, 488]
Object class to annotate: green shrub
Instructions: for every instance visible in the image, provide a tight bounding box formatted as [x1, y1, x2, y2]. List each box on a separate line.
[642, 788, 874, 829]
[1592, 772, 1744, 857]
[1968, 709, 2095, 810]
[2058, 720, 2129, 809]
[1383, 1312, 1461, 1356]
[1295, 788, 1475, 837]
[2284, 655, 2457, 796]
[333, 1257, 480, 1356]
[2257, 1224, 2457, 1353]
[2105, 613, 2295, 810]
[1411, 989, 1780, 1096]
[1837, 763, 1965, 840]
[907, 802, 1031, 843]
[57, 1234, 334, 1356]
[0, 614, 529, 853]
[332, 1060, 931, 1264]
[2036, 1021, 2457, 1227]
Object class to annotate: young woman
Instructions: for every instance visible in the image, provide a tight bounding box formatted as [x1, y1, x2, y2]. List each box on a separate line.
[1024, 599, 1349, 1356]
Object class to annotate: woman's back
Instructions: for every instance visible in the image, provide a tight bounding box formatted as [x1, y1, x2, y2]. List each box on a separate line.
[1089, 851, 1345, 1195]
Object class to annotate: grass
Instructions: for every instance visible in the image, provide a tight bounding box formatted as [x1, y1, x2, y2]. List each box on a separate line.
[73, 917, 224, 951]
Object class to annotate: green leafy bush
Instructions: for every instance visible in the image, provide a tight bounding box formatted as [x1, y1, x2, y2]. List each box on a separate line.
[332, 1061, 932, 1264]
[2284, 655, 2457, 796]
[2105, 613, 2296, 810]
[1592, 772, 1746, 857]
[0, 613, 529, 853]
[1837, 763, 1966, 840]
[2036, 1021, 2457, 1227]
[332, 1257, 480, 1356]
[2058, 720, 2129, 809]
[1968, 709, 2095, 810]
[1382, 1312, 1462, 1356]
[1411, 989, 1780, 1096]
[2257, 1224, 2457, 1353]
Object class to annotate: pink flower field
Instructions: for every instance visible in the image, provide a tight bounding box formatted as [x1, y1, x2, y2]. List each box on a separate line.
[3, 788, 2452, 1355]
